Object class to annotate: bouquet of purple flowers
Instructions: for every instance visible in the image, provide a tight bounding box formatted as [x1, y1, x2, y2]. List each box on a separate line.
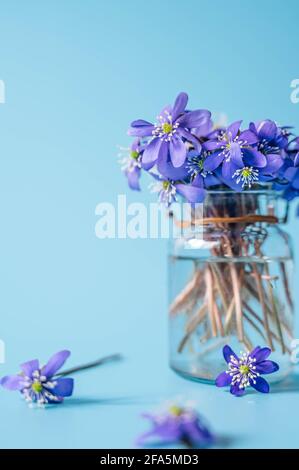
[121, 91, 299, 208]
[121, 92, 296, 380]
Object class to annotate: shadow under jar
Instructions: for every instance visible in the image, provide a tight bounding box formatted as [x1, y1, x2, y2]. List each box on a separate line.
[169, 190, 294, 383]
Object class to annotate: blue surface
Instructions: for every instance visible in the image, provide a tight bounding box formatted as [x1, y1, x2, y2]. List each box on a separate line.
[0, 0, 299, 449]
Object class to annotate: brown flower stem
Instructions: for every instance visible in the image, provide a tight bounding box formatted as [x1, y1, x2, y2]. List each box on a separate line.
[242, 238, 275, 349]
[244, 279, 273, 317]
[223, 235, 244, 342]
[280, 261, 294, 311]
[243, 301, 266, 329]
[205, 267, 217, 337]
[254, 240, 286, 353]
[224, 298, 236, 334]
[169, 269, 202, 315]
[243, 311, 266, 341]
[185, 287, 201, 316]
[209, 266, 226, 336]
[213, 299, 225, 337]
[56, 354, 123, 377]
[178, 215, 278, 227]
[210, 264, 229, 311]
[199, 329, 211, 344]
[243, 301, 291, 354]
[173, 193, 293, 359]
[244, 294, 293, 342]
[250, 264, 274, 350]
[178, 303, 207, 353]
[263, 263, 286, 353]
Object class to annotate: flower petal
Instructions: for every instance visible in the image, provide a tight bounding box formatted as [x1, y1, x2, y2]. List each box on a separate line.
[203, 140, 224, 151]
[203, 151, 224, 172]
[204, 174, 220, 187]
[255, 360, 279, 375]
[172, 92, 188, 121]
[51, 378, 74, 397]
[126, 167, 141, 191]
[239, 130, 258, 145]
[250, 346, 261, 357]
[215, 371, 232, 387]
[1, 374, 25, 391]
[137, 420, 181, 446]
[157, 152, 189, 180]
[169, 137, 187, 167]
[193, 120, 213, 138]
[128, 120, 155, 137]
[284, 166, 298, 182]
[128, 126, 155, 137]
[178, 128, 202, 152]
[41, 350, 71, 378]
[131, 138, 140, 153]
[230, 384, 245, 396]
[226, 120, 242, 140]
[229, 142, 243, 166]
[176, 184, 206, 203]
[249, 122, 258, 134]
[251, 347, 271, 363]
[131, 119, 153, 127]
[256, 120, 277, 141]
[250, 376, 270, 393]
[223, 345, 239, 364]
[178, 110, 211, 129]
[142, 138, 162, 169]
[292, 172, 299, 189]
[20, 359, 39, 378]
[242, 148, 267, 168]
[222, 160, 242, 191]
[182, 419, 214, 446]
[192, 173, 204, 188]
[262, 154, 284, 173]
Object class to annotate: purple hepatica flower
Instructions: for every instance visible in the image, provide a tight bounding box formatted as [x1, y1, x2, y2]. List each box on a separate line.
[187, 149, 220, 189]
[128, 92, 211, 169]
[150, 175, 205, 207]
[216, 345, 279, 396]
[1, 350, 74, 407]
[203, 121, 266, 184]
[279, 140, 299, 195]
[119, 139, 143, 191]
[250, 120, 288, 150]
[283, 161, 299, 192]
[249, 120, 285, 173]
[137, 404, 214, 448]
[288, 136, 299, 154]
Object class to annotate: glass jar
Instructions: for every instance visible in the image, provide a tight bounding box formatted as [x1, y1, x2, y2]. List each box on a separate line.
[169, 190, 294, 383]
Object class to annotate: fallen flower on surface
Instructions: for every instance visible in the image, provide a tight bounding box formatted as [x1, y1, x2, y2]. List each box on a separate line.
[137, 401, 215, 448]
[215, 345, 279, 396]
[1, 350, 74, 407]
[1, 351, 122, 407]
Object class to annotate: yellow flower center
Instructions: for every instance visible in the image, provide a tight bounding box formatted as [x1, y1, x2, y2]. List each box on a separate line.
[239, 365, 250, 375]
[130, 150, 139, 160]
[169, 405, 182, 416]
[241, 168, 252, 178]
[31, 381, 43, 393]
[162, 122, 173, 134]
[162, 180, 170, 190]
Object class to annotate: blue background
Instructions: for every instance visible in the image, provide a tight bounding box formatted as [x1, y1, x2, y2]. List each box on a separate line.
[0, 0, 298, 448]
